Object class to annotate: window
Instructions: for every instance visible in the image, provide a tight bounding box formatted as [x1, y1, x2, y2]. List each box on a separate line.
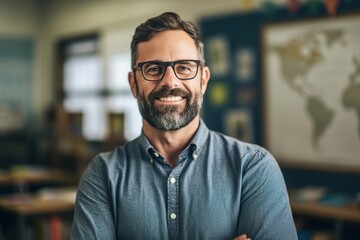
[60, 36, 141, 142]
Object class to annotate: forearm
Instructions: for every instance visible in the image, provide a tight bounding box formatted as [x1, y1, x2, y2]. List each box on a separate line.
[70, 158, 117, 240]
[237, 150, 298, 239]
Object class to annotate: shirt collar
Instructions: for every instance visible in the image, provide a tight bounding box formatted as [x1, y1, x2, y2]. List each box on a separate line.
[138, 119, 210, 162]
[188, 118, 209, 157]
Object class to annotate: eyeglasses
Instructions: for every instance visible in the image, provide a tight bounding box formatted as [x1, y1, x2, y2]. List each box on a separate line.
[133, 59, 203, 82]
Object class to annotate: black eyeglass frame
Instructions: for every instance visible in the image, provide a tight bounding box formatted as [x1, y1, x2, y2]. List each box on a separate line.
[132, 59, 203, 82]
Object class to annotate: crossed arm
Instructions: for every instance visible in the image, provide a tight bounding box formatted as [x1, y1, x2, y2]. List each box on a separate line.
[233, 234, 251, 240]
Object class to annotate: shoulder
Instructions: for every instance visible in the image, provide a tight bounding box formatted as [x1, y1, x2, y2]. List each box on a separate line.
[84, 137, 143, 178]
[207, 130, 277, 170]
[208, 130, 270, 157]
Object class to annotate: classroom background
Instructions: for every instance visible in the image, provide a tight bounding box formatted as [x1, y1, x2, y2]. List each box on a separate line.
[0, 0, 360, 239]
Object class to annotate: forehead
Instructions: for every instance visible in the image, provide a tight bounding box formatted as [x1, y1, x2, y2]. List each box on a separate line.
[136, 30, 199, 62]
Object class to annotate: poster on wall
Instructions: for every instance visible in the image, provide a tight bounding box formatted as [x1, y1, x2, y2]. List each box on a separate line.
[224, 109, 254, 143]
[206, 35, 230, 77]
[262, 14, 360, 169]
[0, 36, 33, 133]
[235, 47, 255, 82]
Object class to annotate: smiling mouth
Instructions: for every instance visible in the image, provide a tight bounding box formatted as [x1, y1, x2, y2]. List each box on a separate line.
[158, 96, 184, 102]
[152, 88, 189, 103]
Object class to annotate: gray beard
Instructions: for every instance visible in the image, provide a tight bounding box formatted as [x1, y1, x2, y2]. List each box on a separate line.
[137, 88, 203, 131]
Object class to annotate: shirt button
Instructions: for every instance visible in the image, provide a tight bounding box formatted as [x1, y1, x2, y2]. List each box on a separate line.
[170, 213, 177, 219]
[192, 153, 198, 160]
[154, 152, 160, 157]
[170, 177, 176, 184]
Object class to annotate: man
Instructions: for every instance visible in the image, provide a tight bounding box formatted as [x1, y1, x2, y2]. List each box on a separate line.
[70, 12, 298, 240]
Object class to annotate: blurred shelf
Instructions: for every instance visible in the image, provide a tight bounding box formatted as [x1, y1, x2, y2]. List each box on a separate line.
[0, 196, 74, 215]
[0, 167, 73, 186]
[291, 201, 360, 223]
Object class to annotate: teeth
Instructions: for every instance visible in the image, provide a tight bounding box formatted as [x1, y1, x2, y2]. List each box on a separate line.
[159, 96, 182, 101]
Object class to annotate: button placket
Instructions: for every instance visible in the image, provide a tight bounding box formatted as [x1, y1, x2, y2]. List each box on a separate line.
[167, 166, 182, 240]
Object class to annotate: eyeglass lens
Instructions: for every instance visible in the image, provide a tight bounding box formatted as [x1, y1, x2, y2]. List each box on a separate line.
[141, 60, 199, 81]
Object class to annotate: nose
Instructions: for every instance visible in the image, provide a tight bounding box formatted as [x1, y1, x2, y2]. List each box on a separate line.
[161, 66, 180, 88]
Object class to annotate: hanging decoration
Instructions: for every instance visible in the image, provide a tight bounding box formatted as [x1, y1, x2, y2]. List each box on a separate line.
[261, 0, 277, 17]
[240, 0, 255, 11]
[288, 0, 301, 13]
[305, 0, 322, 14]
[324, 0, 340, 15]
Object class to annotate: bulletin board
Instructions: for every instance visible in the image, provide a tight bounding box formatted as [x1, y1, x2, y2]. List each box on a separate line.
[200, 11, 265, 145]
[200, 1, 360, 171]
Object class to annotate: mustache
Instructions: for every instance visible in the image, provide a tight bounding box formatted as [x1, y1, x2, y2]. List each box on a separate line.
[150, 88, 190, 100]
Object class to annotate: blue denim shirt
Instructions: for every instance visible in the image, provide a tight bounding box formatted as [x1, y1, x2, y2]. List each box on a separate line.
[70, 120, 297, 240]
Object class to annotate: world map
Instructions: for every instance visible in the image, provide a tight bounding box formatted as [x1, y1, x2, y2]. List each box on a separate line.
[264, 16, 360, 168]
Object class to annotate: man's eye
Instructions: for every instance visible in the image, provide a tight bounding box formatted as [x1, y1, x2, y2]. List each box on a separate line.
[176, 64, 191, 72]
[145, 65, 163, 75]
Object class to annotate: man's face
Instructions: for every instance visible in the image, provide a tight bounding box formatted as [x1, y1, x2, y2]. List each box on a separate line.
[129, 30, 210, 131]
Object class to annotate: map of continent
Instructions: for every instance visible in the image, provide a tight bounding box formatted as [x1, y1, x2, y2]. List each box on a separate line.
[264, 16, 360, 167]
[271, 27, 359, 148]
[342, 56, 360, 139]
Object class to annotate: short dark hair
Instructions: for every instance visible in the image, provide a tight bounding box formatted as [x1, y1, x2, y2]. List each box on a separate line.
[130, 12, 204, 68]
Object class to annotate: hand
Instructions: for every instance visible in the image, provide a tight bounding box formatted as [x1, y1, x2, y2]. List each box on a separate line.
[233, 234, 251, 240]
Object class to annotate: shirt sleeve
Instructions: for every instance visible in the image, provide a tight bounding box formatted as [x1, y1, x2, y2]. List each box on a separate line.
[70, 155, 117, 240]
[237, 147, 298, 240]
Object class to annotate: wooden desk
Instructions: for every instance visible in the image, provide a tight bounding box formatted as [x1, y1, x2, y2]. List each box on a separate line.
[291, 201, 360, 223]
[0, 169, 71, 186]
[291, 200, 360, 240]
[0, 197, 74, 215]
[0, 192, 75, 240]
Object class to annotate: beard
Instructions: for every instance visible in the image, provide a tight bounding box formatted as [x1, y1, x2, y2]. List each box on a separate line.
[136, 87, 203, 131]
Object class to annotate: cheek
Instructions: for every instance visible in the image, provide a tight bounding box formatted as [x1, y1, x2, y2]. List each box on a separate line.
[141, 88, 161, 103]
[137, 82, 155, 96]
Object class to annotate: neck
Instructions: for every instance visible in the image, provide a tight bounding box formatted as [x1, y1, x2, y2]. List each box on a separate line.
[142, 116, 200, 167]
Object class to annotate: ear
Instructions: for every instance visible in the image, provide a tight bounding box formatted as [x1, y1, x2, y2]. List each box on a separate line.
[200, 66, 210, 95]
[128, 71, 138, 98]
